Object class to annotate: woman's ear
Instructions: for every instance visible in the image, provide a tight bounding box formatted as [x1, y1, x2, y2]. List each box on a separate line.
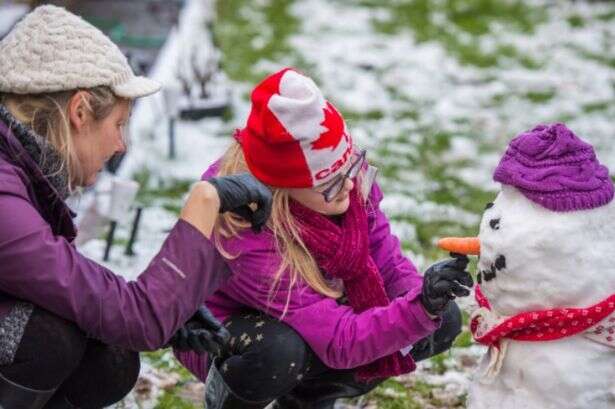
[68, 91, 91, 134]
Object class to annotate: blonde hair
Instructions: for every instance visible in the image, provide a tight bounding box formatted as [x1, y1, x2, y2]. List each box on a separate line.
[1, 87, 121, 191]
[215, 142, 344, 314]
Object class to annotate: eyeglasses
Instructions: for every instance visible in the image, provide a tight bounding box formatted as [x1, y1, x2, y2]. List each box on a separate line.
[319, 149, 367, 202]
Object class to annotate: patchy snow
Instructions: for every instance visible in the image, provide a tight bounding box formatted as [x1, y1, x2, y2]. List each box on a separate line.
[0, 3, 28, 38]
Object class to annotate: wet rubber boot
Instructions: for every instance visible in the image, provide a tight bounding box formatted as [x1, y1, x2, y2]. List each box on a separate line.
[272, 381, 370, 409]
[272, 396, 335, 409]
[43, 395, 77, 409]
[0, 371, 56, 409]
[204, 358, 270, 409]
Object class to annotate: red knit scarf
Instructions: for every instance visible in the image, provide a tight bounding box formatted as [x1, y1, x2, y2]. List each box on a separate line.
[471, 285, 615, 346]
[289, 188, 415, 381]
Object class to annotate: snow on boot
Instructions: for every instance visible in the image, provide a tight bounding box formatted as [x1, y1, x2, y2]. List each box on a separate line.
[0, 371, 56, 409]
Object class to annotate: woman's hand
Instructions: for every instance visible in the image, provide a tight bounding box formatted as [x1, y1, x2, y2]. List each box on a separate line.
[207, 173, 273, 233]
[168, 306, 230, 356]
[180, 181, 221, 238]
[420, 255, 473, 316]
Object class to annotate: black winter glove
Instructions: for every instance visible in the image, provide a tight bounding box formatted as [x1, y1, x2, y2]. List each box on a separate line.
[421, 254, 473, 316]
[169, 306, 230, 356]
[208, 173, 272, 233]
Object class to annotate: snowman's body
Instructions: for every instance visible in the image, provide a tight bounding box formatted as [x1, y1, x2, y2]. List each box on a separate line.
[467, 186, 615, 409]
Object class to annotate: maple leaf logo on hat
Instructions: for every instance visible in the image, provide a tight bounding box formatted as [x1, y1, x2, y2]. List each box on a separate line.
[311, 102, 346, 151]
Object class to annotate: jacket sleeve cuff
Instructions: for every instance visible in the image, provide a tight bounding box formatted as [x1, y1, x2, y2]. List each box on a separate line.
[404, 287, 441, 334]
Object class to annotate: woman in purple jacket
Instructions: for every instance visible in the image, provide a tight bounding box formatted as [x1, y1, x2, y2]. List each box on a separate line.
[0, 6, 271, 409]
[176, 68, 473, 408]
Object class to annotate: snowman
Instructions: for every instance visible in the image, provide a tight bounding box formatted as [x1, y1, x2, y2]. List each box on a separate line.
[440, 124, 615, 409]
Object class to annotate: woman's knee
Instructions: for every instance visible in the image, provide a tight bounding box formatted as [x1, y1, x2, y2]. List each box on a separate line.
[61, 341, 140, 409]
[0, 306, 87, 389]
[220, 312, 310, 402]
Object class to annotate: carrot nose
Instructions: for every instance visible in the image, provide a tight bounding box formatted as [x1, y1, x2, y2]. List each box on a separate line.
[437, 237, 480, 255]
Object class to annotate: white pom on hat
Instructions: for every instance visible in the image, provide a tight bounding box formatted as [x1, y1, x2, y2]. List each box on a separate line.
[0, 5, 160, 98]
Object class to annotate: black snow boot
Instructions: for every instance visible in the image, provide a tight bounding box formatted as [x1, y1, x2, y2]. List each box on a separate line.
[42, 395, 78, 409]
[0, 371, 56, 409]
[272, 381, 371, 409]
[205, 358, 270, 409]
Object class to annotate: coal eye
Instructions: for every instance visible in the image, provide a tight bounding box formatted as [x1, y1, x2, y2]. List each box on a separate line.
[495, 255, 506, 270]
[489, 218, 500, 230]
[485, 202, 494, 209]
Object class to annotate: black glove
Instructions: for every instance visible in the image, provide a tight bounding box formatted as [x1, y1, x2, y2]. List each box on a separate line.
[169, 306, 230, 356]
[421, 254, 473, 316]
[208, 173, 272, 233]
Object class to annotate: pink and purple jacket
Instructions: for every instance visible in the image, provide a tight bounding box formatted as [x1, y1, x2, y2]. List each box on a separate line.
[176, 162, 439, 381]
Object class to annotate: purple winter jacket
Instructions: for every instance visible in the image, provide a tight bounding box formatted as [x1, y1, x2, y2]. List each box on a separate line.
[0, 111, 229, 351]
[176, 161, 439, 381]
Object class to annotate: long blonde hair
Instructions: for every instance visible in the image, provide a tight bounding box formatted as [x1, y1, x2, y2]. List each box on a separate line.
[1, 87, 121, 191]
[215, 142, 344, 312]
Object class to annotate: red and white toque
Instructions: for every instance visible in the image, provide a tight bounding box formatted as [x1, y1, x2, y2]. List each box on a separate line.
[236, 68, 353, 188]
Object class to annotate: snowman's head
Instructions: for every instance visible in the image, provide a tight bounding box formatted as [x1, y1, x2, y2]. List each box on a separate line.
[478, 184, 615, 315]
[440, 124, 615, 315]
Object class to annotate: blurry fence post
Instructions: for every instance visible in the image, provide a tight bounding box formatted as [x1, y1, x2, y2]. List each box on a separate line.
[124, 206, 144, 256]
[162, 86, 182, 160]
[102, 178, 140, 261]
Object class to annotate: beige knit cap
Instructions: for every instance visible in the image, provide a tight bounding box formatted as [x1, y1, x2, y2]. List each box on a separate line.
[0, 5, 160, 98]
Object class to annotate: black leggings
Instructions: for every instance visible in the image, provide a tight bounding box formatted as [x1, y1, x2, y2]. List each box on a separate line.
[217, 301, 462, 406]
[0, 307, 140, 408]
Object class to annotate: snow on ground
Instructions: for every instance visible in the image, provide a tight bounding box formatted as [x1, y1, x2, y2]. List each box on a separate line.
[70, 0, 615, 407]
[0, 2, 28, 38]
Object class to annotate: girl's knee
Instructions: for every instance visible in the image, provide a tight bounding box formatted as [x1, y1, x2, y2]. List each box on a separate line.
[221, 313, 311, 402]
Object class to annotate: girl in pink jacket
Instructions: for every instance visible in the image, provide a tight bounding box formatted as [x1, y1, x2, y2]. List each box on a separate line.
[176, 68, 473, 409]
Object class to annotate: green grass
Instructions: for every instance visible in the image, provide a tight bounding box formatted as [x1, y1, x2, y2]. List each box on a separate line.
[214, 0, 312, 84]
[366, 379, 424, 409]
[567, 14, 585, 28]
[154, 391, 197, 409]
[132, 168, 193, 212]
[364, 378, 453, 409]
[597, 9, 615, 21]
[524, 90, 556, 103]
[373, 129, 495, 257]
[453, 330, 473, 348]
[569, 45, 615, 69]
[142, 349, 197, 380]
[583, 101, 612, 113]
[360, 0, 546, 68]
[140, 350, 201, 409]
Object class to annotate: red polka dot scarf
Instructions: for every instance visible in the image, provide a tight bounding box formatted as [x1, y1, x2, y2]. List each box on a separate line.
[471, 285, 615, 348]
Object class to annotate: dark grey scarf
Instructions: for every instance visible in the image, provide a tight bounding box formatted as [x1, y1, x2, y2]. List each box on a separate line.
[0, 104, 70, 199]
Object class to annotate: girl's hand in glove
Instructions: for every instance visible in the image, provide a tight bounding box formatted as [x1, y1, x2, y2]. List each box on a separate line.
[421, 255, 473, 316]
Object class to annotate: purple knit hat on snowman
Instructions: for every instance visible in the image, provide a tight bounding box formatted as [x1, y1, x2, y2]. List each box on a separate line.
[493, 123, 614, 212]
